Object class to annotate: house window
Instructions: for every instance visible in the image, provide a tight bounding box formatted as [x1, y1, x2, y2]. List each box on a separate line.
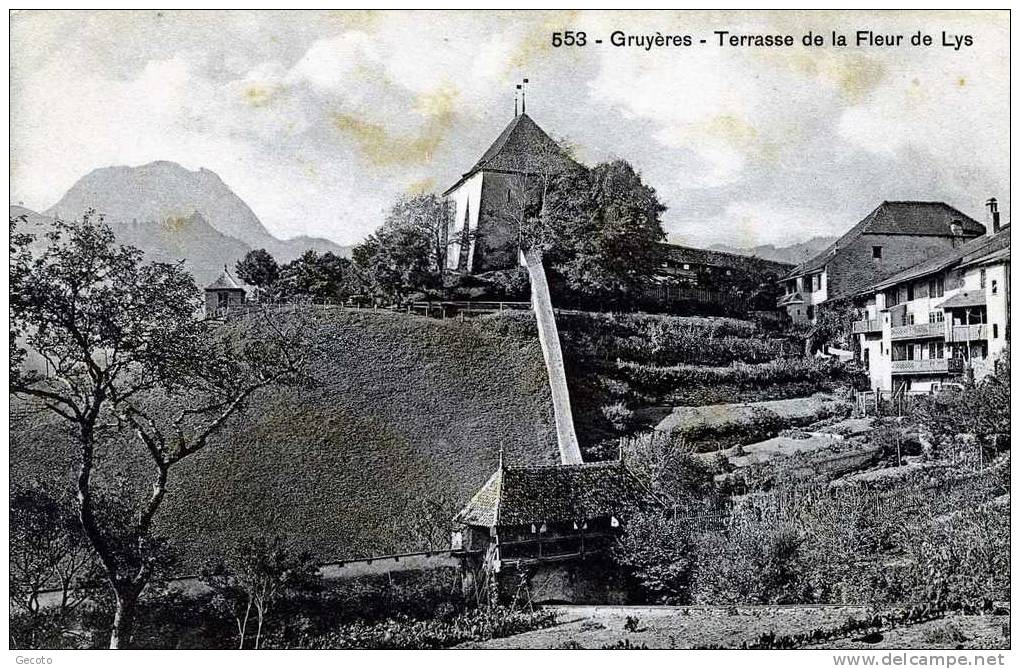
[993, 324, 999, 339]
[506, 188, 511, 204]
[980, 269, 986, 288]
[929, 311, 944, 323]
[929, 276, 944, 298]
[872, 246, 883, 259]
[682, 264, 690, 270]
[992, 280, 998, 295]
[906, 284, 914, 301]
[807, 306, 814, 320]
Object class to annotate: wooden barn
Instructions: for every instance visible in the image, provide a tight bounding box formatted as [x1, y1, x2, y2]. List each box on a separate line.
[452, 460, 649, 604]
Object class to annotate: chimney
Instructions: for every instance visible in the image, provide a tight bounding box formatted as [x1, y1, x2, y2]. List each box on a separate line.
[986, 197, 1001, 234]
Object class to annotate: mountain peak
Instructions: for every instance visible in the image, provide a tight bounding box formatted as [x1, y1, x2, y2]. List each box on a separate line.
[42, 161, 349, 273]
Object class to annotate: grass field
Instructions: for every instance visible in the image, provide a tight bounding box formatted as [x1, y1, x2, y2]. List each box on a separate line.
[10, 308, 559, 568]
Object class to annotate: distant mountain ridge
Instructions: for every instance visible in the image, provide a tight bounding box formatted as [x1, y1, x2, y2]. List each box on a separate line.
[708, 236, 839, 266]
[11, 204, 253, 287]
[41, 161, 349, 281]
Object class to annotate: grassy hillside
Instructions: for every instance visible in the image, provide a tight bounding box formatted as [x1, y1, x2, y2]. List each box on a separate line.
[10, 309, 558, 568]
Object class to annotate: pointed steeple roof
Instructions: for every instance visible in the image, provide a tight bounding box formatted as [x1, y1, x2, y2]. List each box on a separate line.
[444, 113, 577, 195]
[205, 265, 244, 291]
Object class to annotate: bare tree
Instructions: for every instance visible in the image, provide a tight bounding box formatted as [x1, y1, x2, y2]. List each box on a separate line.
[201, 536, 320, 649]
[9, 482, 102, 621]
[9, 212, 313, 648]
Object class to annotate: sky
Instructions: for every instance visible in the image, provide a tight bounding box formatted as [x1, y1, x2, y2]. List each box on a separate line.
[9, 10, 1010, 249]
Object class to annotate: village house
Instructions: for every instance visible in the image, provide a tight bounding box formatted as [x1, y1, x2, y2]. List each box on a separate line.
[853, 201, 1009, 392]
[452, 460, 649, 604]
[780, 201, 986, 324]
[204, 265, 246, 317]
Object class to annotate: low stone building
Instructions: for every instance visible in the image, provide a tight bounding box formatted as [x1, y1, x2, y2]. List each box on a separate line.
[452, 460, 649, 604]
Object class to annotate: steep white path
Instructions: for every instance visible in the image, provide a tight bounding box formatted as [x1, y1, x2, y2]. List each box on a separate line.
[524, 248, 583, 465]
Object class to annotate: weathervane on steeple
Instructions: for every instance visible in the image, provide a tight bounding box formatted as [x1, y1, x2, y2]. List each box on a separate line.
[521, 77, 529, 114]
[515, 84, 521, 117]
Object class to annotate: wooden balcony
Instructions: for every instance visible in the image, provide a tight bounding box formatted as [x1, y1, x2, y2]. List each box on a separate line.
[890, 358, 964, 375]
[852, 319, 881, 334]
[946, 324, 988, 342]
[497, 532, 615, 562]
[890, 321, 946, 340]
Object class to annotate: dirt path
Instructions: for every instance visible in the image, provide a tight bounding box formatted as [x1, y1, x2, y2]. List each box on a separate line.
[459, 605, 1009, 650]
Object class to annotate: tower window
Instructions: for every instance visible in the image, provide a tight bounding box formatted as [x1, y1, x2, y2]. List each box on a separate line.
[980, 269, 987, 288]
[993, 324, 999, 339]
[872, 246, 883, 259]
[992, 280, 998, 295]
[506, 188, 511, 204]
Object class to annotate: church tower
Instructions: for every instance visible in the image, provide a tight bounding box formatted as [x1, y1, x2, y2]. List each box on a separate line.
[443, 93, 576, 274]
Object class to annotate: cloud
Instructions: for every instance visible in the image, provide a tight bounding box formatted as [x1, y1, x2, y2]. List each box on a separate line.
[9, 10, 1010, 250]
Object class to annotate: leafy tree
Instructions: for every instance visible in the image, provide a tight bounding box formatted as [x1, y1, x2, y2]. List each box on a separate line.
[383, 193, 453, 276]
[351, 193, 454, 303]
[613, 511, 696, 604]
[9, 211, 310, 648]
[813, 298, 861, 352]
[544, 160, 667, 300]
[279, 250, 356, 303]
[235, 249, 280, 300]
[200, 536, 320, 649]
[352, 226, 436, 303]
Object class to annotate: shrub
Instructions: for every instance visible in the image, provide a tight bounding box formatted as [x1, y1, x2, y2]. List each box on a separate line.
[601, 401, 636, 433]
[620, 357, 853, 399]
[614, 511, 697, 604]
[273, 606, 557, 649]
[693, 497, 810, 605]
[896, 502, 1010, 608]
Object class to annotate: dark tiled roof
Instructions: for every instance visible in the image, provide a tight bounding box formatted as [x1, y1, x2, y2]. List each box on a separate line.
[455, 461, 648, 528]
[443, 113, 577, 195]
[786, 201, 986, 280]
[866, 227, 1010, 294]
[206, 267, 244, 291]
[662, 243, 792, 275]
